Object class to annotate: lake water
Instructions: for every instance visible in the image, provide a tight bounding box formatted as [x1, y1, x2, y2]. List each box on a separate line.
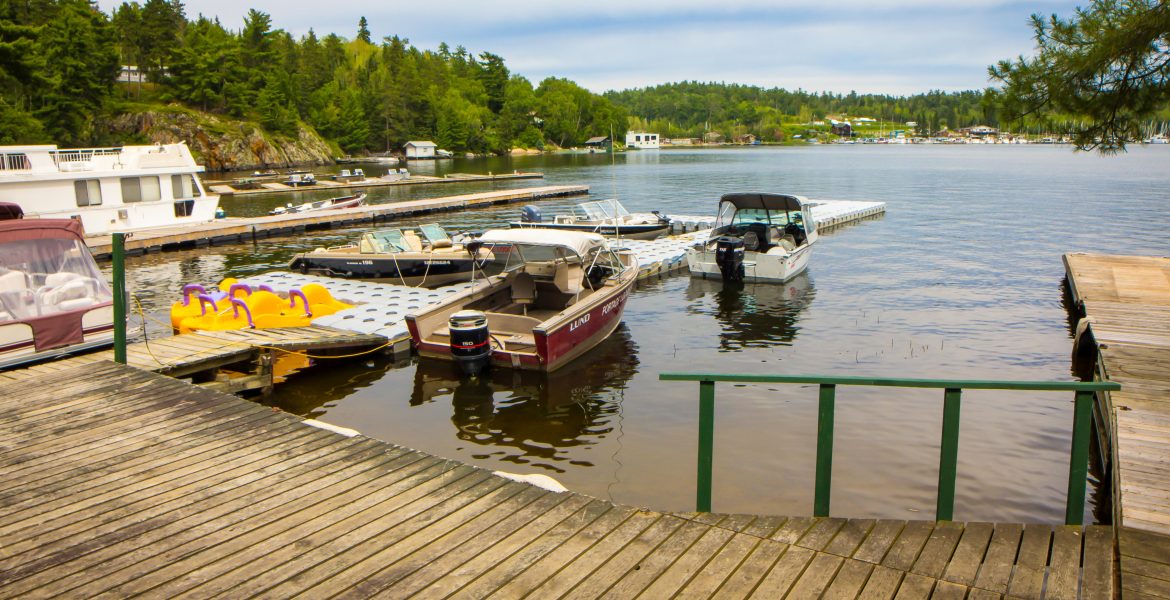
[118, 145, 1170, 524]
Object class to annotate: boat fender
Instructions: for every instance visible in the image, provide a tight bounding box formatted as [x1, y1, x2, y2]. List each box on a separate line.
[520, 205, 542, 223]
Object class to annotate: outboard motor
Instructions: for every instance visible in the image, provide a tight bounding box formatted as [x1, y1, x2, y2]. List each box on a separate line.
[714, 236, 745, 282]
[520, 205, 542, 223]
[651, 210, 671, 225]
[449, 310, 491, 376]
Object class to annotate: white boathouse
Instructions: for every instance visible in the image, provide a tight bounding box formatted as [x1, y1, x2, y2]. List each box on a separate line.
[404, 141, 437, 159]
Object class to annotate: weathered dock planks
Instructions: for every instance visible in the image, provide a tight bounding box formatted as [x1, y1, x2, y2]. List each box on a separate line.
[0, 360, 1113, 598]
[85, 184, 589, 259]
[1065, 252, 1170, 598]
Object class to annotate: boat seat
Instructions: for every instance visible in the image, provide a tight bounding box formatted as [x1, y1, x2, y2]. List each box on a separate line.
[402, 231, 424, 252]
[511, 272, 536, 315]
[553, 261, 584, 297]
[742, 230, 761, 251]
[0, 270, 30, 294]
[485, 312, 542, 334]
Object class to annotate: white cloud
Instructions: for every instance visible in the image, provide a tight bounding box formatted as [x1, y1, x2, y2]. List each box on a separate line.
[100, 0, 1085, 94]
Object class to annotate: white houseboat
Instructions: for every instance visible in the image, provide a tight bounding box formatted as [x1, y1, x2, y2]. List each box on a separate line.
[625, 131, 661, 149]
[0, 143, 220, 236]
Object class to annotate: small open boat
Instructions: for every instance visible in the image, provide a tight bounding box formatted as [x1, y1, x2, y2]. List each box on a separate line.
[287, 223, 492, 287]
[0, 203, 116, 368]
[283, 172, 317, 187]
[270, 192, 366, 216]
[407, 229, 638, 374]
[686, 192, 818, 283]
[510, 199, 671, 240]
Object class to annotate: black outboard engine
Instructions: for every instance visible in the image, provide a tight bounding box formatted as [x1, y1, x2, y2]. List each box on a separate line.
[651, 209, 671, 225]
[714, 236, 745, 282]
[449, 310, 491, 376]
[520, 205, 542, 223]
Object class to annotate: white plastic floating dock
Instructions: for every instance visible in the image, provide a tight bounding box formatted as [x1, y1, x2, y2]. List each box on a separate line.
[235, 199, 885, 340]
[235, 272, 476, 346]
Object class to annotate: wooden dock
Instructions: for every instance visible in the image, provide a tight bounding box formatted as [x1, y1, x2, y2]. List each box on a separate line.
[1065, 252, 1170, 598]
[85, 184, 589, 259]
[205, 171, 544, 197]
[0, 360, 1113, 598]
[0, 325, 388, 395]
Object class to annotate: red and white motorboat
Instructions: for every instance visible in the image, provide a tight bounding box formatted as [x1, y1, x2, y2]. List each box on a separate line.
[407, 229, 638, 374]
[0, 203, 116, 368]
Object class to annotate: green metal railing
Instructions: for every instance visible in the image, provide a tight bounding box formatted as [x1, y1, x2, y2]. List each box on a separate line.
[658, 373, 1121, 526]
[112, 232, 127, 364]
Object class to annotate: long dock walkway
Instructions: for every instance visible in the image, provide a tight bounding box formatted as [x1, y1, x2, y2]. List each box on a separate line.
[1065, 252, 1170, 598]
[85, 185, 589, 259]
[0, 360, 1112, 598]
[0, 325, 387, 394]
[206, 171, 544, 197]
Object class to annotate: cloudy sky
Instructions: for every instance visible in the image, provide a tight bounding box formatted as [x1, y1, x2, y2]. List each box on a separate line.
[98, 0, 1085, 95]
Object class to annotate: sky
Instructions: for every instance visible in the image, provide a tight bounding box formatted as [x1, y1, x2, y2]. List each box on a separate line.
[97, 0, 1087, 96]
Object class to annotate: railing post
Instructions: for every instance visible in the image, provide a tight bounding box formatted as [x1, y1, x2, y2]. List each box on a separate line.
[1066, 390, 1094, 526]
[814, 383, 836, 517]
[697, 380, 715, 512]
[936, 388, 962, 521]
[112, 232, 127, 364]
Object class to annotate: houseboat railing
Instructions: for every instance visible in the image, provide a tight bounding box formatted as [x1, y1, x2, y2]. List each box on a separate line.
[51, 147, 122, 166]
[658, 372, 1120, 526]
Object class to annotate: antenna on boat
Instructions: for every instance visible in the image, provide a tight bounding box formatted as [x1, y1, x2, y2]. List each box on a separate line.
[610, 123, 621, 243]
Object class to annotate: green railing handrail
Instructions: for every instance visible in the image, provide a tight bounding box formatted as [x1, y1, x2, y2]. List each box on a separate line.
[659, 372, 1120, 526]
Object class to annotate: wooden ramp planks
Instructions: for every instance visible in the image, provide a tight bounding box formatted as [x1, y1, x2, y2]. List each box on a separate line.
[1065, 252, 1170, 598]
[0, 361, 1112, 598]
[0, 325, 387, 385]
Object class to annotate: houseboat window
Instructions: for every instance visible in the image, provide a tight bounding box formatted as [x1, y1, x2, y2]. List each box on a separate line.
[171, 174, 202, 198]
[121, 176, 161, 203]
[73, 180, 102, 207]
[174, 199, 195, 217]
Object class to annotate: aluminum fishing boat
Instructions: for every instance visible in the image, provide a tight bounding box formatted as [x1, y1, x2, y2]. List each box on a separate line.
[510, 200, 671, 240]
[269, 192, 367, 215]
[407, 229, 638, 374]
[686, 192, 818, 283]
[287, 223, 492, 288]
[0, 203, 116, 368]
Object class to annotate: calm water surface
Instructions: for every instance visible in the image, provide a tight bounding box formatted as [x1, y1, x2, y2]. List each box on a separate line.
[115, 146, 1170, 523]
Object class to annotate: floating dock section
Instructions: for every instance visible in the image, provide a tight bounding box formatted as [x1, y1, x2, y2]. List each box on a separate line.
[86, 185, 589, 259]
[205, 171, 544, 197]
[0, 359, 1114, 598]
[1064, 252, 1170, 597]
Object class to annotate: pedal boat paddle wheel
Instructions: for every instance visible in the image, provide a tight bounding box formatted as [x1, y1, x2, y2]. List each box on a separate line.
[686, 192, 818, 283]
[0, 204, 116, 368]
[406, 229, 638, 374]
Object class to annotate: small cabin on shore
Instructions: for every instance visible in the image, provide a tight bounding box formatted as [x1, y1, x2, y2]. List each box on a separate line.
[626, 132, 660, 149]
[584, 136, 611, 152]
[404, 141, 437, 159]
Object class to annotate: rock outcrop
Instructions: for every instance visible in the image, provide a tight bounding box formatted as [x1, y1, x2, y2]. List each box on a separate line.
[107, 108, 336, 172]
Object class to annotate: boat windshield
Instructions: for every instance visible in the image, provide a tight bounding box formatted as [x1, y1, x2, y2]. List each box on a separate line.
[0, 237, 112, 322]
[418, 223, 450, 245]
[576, 200, 629, 221]
[714, 201, 802, 229]
[363, 229, 410, 253]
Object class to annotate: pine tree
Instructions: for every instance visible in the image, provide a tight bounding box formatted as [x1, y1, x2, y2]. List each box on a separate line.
[357, 16, 370, 44]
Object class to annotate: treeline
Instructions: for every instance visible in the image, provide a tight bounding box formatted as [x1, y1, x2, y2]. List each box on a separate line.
[0, 1, 628, 153]
[606, 82, 998, 140]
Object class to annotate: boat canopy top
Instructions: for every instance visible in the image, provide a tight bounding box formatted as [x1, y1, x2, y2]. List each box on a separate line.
[0, 217, 86, 242]
[719, 193, 808, 212]
[469, 228, 607, 258]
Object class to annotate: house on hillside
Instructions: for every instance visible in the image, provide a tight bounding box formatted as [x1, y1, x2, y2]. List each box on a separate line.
[404, 141, 437, 159]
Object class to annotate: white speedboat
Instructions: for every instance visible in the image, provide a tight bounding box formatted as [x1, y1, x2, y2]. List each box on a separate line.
[269, 192, 367, 215]
[0, 203, 116, 368]
[686, 193, 818, 283]
[510, 200, 671, 240]
[0, 143, 220, 236]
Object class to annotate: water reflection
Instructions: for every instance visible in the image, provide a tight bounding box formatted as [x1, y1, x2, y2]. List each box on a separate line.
[410, 325, 639, 473]
[687, 273, 815, 350]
